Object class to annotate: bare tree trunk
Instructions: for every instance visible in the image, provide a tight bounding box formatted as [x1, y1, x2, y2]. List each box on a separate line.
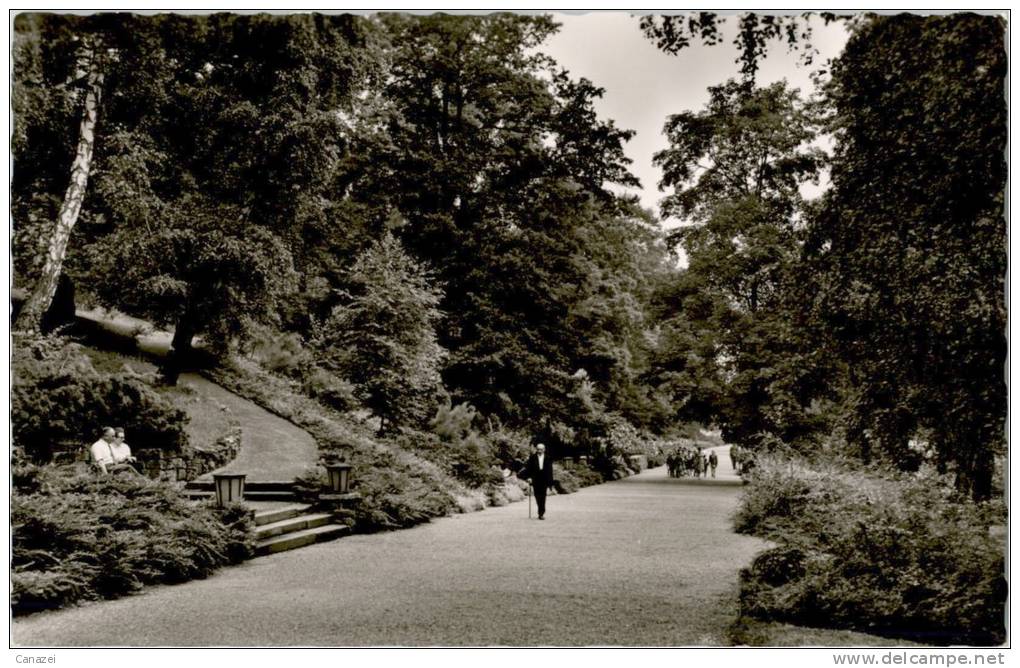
[15, 42, 103, 334]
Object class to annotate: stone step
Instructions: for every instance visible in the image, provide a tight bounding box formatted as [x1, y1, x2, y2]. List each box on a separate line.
[255, 524, 350, 556]
[184, 490, 298, 502]
[255, 513, 335, 540]
[185, 480, 295, 492]
[253, 504, 313, 527]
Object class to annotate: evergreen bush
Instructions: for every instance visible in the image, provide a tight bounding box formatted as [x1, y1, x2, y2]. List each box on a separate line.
[13, 334, 187, 461]
[557, 459, 606, 489]
[249, 328, 358, 412]
[12, 463, 254, 615]
[426, 401, 498, 487]
[735, 456, 1007, 645]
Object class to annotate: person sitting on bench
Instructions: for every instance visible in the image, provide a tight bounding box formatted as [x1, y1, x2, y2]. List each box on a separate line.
[90, 426, 140, 475]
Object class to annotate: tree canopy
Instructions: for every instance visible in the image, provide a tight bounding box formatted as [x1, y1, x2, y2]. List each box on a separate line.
[642, 11, 1006, 499]
[649, 80, 824, 448]
[805, 13, 1007, 498]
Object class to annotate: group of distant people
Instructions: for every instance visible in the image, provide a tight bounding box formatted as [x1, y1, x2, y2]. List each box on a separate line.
[729, 444, 753, 475]
[90, 426, 141, 475]
[666, 445, 718, 478]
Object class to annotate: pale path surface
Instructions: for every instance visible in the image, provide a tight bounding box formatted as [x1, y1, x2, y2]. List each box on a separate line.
[13, 452, 768, 647]
[178, 372, 319, 482]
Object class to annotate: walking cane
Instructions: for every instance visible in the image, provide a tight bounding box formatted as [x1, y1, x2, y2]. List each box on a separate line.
[528, 480, 532, 519]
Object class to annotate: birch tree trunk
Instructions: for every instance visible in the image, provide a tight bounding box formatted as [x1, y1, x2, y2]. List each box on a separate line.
[15, 42, 104, 333]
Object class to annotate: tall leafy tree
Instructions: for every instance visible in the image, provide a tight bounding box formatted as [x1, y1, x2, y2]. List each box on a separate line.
[14, 13, 383, 379]
[806, 14, 1007, 499]
[87, 197, 297, 383]
[351, 14, 644, 435]
[649, 80, 825, 447]
[315, 233, 446, 433]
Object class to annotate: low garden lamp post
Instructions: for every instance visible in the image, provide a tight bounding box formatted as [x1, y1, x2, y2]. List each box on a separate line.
[213, 473, 246, 507]
[325, 462, 353, 494]
[174, 458, 187, 482]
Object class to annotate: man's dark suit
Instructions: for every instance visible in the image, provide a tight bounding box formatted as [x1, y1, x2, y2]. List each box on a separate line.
[519, 451, 554, 518]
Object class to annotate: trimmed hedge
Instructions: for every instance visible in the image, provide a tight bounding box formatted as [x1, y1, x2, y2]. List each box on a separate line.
[735, 456, 1006, 645]
[12, 462, 253, 615]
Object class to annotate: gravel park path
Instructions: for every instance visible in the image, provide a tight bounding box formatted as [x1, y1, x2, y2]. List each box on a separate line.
[13, 447, 766, 647]
[179, 372, 319, 482]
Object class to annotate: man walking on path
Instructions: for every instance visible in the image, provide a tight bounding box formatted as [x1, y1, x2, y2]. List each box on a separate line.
[708, 450, 718, 478]
[519, 443, 554, 520]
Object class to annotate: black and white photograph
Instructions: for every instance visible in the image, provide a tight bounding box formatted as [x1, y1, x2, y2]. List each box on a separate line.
[6, 6, 1010, 655]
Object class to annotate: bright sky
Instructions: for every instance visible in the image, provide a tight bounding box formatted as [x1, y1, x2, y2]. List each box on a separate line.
[537, 12, 851, 225]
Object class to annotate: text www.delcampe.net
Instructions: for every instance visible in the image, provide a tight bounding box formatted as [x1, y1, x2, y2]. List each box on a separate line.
[834, 653, 1007, 666]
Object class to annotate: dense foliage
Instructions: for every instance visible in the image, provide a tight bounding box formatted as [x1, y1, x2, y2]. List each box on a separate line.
[642, 13, 1005, 501]
[805, 14, 1007, 499]
[13, 13, 367, 374]
[14, 13, 675, 458]
[12, 334, 188, 461]
[314, 233, 446, 432]
[424, 400, 499, 487]
[648, 80, 827, 451]
[734, 456, 1006, 645]
[12, 461, 253, 614]
[358, 15, 670, 443]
